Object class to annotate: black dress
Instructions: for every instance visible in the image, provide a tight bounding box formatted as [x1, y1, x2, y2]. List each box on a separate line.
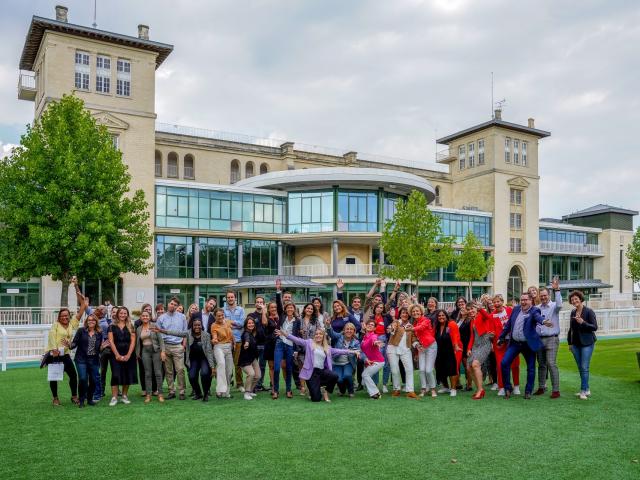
[435, 325, 457, 383]
[109, 324, 138, 386]
[262, 318, 278, 361]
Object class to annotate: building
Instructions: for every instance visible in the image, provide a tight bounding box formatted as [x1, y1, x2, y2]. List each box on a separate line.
[9, 6, 638, 309]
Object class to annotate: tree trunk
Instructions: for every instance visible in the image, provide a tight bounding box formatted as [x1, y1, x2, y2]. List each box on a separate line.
[59, 273, 70, 308]
[414, 278, 419, 301]
[468, 281, 472, 301]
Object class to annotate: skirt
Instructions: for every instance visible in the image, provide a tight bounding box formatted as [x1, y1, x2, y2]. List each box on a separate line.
[468, 333, 493, 365]
[110, 356, 138, 386]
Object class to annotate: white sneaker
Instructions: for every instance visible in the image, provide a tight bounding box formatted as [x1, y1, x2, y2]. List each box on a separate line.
[575, 390, 591, 397]
[490, 383, 499, 391]
[498, 388, 505, 396]
[437, 387, 450, 394]
[109, 397, 118, 407]
[239, 386, 245, 393]
[382, 385, 389, 393]
[249, 392, 257, 397]
[579, 391, 588, 400]
[449, 389, 457, 397]
[513, 386, 521, 395]
[243, 392, 253, 400]
[121, 395, 131, 404]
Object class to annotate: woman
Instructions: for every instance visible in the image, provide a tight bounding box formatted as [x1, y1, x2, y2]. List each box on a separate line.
[386, 307, 418, 398]
[360, 318, 386, 399]
[238, 317, 261, 400]
[466, 302, 495, 400]
[135, 303, 156, 398]
[327, 322, 360, 397]
[450, 296, 467, 323]
[261, 301, 279, 393]
[186, 303, 200, 328]
[184, 319, 215, 401]
[528, 286, 541, 306]
[412, 304, 438, 397]
[272, 302, 297, 399]
[312, 297, 330, 326]
[45, 280, 86, 406]
[293, 303, 323, 396]
[277, 327, 357, 402]
[330, 300, 360, 336]
[211, 308, 234, 399]
[135, 310, 165, 403]
[369, 302, 393, 392]
[433, 310, 462, 397]
[567, 290, 598, 400]
[455, 304, 473, 391]
[426, 297, 439, 327]
[70, 312, 101, 407]
[107, 306, 138, 406]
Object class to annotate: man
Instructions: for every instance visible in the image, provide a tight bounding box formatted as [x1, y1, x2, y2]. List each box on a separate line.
[534, 278, 563, 398]
[155, 297, 188, 400]
[246, 296, 267, 391]
[224, 290, 246, 391]
[497, 292, 546, 399]
[192, 296, 216, 332]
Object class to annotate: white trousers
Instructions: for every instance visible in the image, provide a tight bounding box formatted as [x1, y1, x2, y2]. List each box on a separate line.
[213, 343, 234, 395]
[387, 346, 414, 392]
[362, 362, 385, 396]
[418, 342, 437, 390]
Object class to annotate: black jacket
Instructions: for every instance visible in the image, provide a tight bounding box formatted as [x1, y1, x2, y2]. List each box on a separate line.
[567, 306, 598, 346]
[71, 327, 103, 361]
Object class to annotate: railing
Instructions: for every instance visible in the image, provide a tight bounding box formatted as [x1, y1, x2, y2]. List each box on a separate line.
[338, 264, 376, 276]
[1, 325, 50, 370]
[539, 240, 603, 255]
[435, 149, 454, 161]
[0, 308, 60, 326]
[559, 308, 640, 336]
[19, 72, 36, 89]
[282, 264, 331, 277]
[587, 293, 640, 309]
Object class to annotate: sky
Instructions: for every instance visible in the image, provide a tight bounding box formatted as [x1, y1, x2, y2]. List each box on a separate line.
[1, 0, 639, 223]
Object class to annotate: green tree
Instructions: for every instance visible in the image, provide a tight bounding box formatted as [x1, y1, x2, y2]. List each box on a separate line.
[379, 189, 454, 296]
[626, 226, 640, 286]
[0, 95, 152, 306]
[455, 230, 495, 299]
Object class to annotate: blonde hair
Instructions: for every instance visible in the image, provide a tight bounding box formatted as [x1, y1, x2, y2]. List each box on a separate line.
[83, 314, 102, 333]
[311, 328, 330, 354]
[492, 294, 504, 302]
[188, 303, 200, 315]
[331, 300, 349, 320]
[115, 306, 135, 333]
[409, 304, 424, 316]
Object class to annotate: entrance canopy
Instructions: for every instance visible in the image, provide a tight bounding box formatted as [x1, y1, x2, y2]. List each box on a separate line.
[226, 275, 325, 289]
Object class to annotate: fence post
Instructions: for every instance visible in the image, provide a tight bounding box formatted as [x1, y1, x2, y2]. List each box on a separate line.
[1, 327, 7, 372]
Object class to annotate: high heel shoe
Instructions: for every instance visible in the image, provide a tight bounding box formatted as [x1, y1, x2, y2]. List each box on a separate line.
[471, 389, 485, 400]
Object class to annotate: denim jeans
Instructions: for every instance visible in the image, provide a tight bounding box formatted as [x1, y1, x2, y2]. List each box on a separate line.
[188, 356, 211, 397]
[256, 345, 267, 389]
[75, 356, 99, 402]
[571, 344, 595, 392]
[334, 363, 354, 394]
[273, 340, 294, 393]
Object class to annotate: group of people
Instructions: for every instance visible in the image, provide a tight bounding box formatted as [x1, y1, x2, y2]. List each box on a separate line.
[44, 277, 598, 407]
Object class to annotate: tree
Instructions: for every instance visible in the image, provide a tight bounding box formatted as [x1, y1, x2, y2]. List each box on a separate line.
[379, 189, 454, 296]
[0, 95, 152, 306]
[626, 226, 640, 287]
[455, 230, 495, 300]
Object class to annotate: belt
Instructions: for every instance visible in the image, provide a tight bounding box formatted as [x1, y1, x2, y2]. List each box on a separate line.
[541, 334, 559, 338]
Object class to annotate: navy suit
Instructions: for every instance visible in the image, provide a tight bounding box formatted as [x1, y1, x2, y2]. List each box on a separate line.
[498, 305, 544, 395]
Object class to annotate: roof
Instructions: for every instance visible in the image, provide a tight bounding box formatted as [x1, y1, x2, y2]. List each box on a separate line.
[562, 204, 639, 220]
[19, 16, 173, 70]
[436, 118, 550, 144]
[545, 280, 613, 290]
[226, 275, 325, 289]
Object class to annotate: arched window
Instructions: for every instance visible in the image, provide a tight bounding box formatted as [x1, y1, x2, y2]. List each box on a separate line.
[260, 163, 268, 175]
[167, 152, 178, 178]
[155, 150, 162, 177]
[184, 154, 195, 179]
[435, 185, 441, 205]
[245, 161, 255, 178]
[230, 159, 240, 184]
[507, 266, 523, 303]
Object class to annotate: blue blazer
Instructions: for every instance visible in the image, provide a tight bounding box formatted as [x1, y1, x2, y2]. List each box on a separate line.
[499, 305, 544, 352]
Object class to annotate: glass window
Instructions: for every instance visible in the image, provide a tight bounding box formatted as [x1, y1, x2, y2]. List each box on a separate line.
[510, 188, 522, 205]
[478, 139, 485, 165]
[513, 139, 520, 165]
[96, 55, 111, 93]
[458, 145, 466, 170]
[155, 235, 194, 278]
[468, 142, 475, 168]
[338, 190, 378, 232]
[510, 213, 522, 229]
[505, 137, 511, 163]
[74, 50, 90, 90]
[199, 238, 237, 279]
[288, 191, 334, 233]
[242, 240, 277, 276]
[433, 211, 492, 246]
[521, 141, 528, 166]
[116, 59, 131, 96]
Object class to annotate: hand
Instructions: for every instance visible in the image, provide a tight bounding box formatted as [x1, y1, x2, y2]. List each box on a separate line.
[373, 340, 384, 348]
[543, 320, 553, 327]
[575, 316, 584, 325]
[160, 351, 167, 362]
[150, 325, 160, 333]
[403, 324, 413, 331]
[336, 278, 344, 290]
[61, 339, 70, 347]
[394, 280, 401, 290]
[71, 275, 77, 286]
[275, 329, 284, 337]
[365, 360, 374, 367]
[51, 349, 60, 357]
[275, 278, 282, 291]
[410, 294, 417, 303]
[354, 351, 361, 359]
[123, 354, 131, 362]
[551, 277, 559, 290]
[417, 345, 425, 352]
[375, 278, 382, 286]
[454, 345, 462, 352]
[293, 351, 298, 359]
[496, 339, 504, 346]
[380, 279, 386, 288]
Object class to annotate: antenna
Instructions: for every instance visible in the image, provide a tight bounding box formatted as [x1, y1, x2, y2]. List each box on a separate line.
[491, 72, 494, 119]
[92, 0, 98, 28]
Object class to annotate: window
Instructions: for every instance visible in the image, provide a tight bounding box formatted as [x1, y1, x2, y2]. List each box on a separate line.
[345, 257, 356, 265]
[510, 213, 522, 230]
[504, 137, 511, 163]
[468, 142, 475, 168]
[435, 211, 492, 246]
[513, 139, 520, 165]
[199, 238, 237, 279]
[383, 192, 401, 222]
[478, 139, 485, 165]
[338, 190, 378, 232]
[458, 145, 466, 170]
[116, 59, 131, 96]
[155, 150, 162, 177]
[522, 141, 528, 166]
[510, 188, 522, 205]
[242, 240, 277, 276]
[74, 50, 90, 90]
[184, 154, 195, 179]
[167, 152, 178, 178]
[230, 160, 240, 184]
[510, 238, 522, 253]
[434, 186, 441, 206]
[110, 134, 119, 151]
[96, 55, 111, 93]
[245, 161, 255, 178]
[288, 191, 334, 233]
[155, 235, 194, 278]
[260, 163, 269, 175]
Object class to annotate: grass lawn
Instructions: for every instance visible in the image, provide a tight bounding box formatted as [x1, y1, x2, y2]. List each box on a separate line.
[1, 337, 639, 479]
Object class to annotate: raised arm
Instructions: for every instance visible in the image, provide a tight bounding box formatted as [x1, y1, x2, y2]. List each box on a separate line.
[284, 333, 307, 348]
[336, 278, 345, 302]
[276, 279, 284, 317]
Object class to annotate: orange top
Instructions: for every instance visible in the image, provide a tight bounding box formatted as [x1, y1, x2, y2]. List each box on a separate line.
[210, 320, 233, 344]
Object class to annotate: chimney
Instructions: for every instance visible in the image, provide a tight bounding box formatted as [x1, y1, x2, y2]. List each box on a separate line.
[138, 24, 149, 40]
[55, 5, 68, 22]
[528, 117, 535, 128]
[494, 108, 502, 120]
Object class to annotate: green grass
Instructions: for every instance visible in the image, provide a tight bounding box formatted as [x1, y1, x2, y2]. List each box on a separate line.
[1, 338, 639, 479]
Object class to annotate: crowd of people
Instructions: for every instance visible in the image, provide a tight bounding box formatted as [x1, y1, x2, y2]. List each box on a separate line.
[43, 277, 598, 407]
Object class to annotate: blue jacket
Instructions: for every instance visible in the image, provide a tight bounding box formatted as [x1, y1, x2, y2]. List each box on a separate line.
[71, 327, 103, 362]
[499, 305, 544, 352]
[326, 328, 360, 369]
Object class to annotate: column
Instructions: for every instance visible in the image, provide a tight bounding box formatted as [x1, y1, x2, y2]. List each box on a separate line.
[438, 268, 444, 302]
[332, 238, 339, 277]
[194, 237, 200, 279]
[277, 241, 284, 276]
[194, 285, 200, 308]
[237, 240, 244, 278]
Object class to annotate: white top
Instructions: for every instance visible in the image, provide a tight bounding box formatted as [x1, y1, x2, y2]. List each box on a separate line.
[313, 347, 327, 369]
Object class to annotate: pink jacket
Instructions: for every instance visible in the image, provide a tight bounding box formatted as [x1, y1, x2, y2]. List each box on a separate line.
[361, 332, 385, 363]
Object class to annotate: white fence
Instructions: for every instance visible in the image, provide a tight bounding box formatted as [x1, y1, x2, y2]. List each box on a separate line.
[0, 308, 60, 326]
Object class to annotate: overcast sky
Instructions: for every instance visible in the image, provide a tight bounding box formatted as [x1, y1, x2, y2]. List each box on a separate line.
[1, 0, 639, 223]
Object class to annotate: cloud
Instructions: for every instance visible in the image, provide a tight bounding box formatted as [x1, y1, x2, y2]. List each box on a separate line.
[0, 142, 17, 160]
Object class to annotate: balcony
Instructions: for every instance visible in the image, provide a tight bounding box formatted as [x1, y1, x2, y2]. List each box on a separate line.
[281, 263, 378, 277]
[435, 148, 456, 164]
[18, 72, 36, 101]
[539, 240, 603, 256]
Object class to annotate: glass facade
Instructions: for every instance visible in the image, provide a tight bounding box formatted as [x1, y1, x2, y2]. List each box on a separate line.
[156, 186, 285, 233]
[383, 193, 401, 223]
[435, 211, 491, 246]
[539, 228, 598, 246]
[156, 235, 194, 278]
[242, 240, 277, 276]
[0, 281, 40, 307]
[288, 191, 333, 233]
[539, 255, 595, 283]
[337, 190, 378, 232]
[199, 238, 237, 279]
[156, 284, 194, 308]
